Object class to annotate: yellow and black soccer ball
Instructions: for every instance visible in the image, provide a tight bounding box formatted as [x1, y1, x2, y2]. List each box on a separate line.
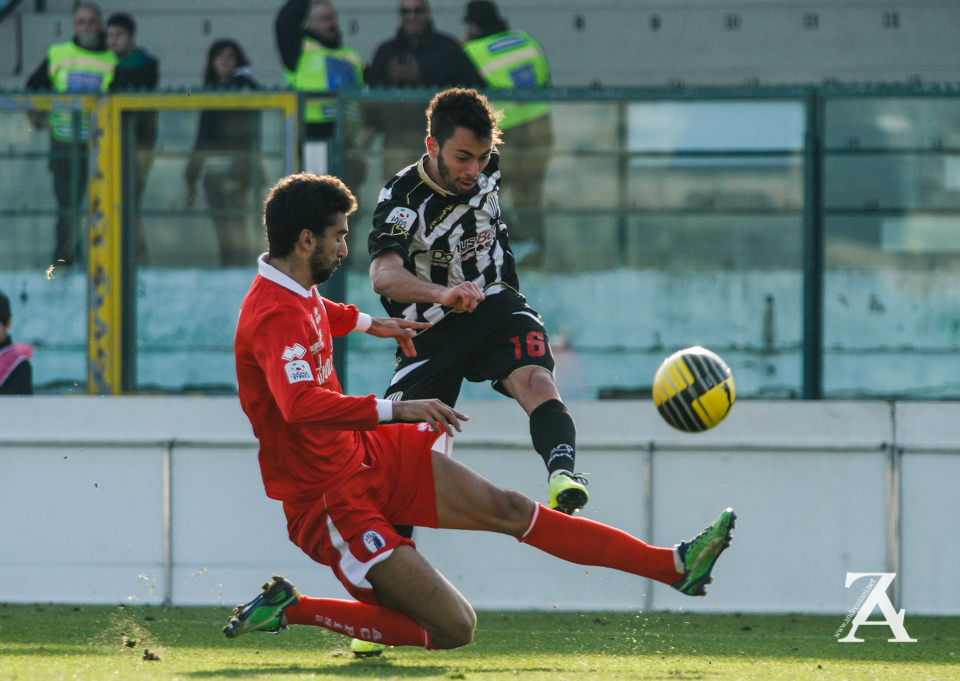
[652, 346, 735, 432]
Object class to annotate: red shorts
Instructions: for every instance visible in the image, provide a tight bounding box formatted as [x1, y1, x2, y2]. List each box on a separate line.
[282, 422, 450, 604]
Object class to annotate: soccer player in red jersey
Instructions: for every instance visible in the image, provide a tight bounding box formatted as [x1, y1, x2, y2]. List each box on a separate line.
[227, 171, 735, 651]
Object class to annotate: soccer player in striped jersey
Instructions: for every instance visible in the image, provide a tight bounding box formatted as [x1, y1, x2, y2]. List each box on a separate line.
[368, 87, 587, 517]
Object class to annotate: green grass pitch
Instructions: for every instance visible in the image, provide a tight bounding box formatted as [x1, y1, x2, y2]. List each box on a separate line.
[1, 605, 957, 680]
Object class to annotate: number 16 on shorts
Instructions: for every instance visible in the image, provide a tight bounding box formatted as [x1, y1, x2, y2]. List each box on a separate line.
[509, 331, 546, 359]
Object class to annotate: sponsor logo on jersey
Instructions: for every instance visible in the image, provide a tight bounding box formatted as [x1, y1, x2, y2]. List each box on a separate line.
[310, 340, 324, 355]
[317, 356, 335, 384]
[478, 228, 495, 249]
[380, 206, 416, 238]
[431, 249, 453, 268]
[362, 530, 387, 554]
[455, 230, 495, 263]
[282, 343, 307, 361]
[284, 359, 313, 384]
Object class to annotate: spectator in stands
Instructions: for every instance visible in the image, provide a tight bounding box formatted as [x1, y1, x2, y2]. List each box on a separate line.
[367, 0, 484, 182]
[275, 0, 364, 141]
[368, 0, 482, 89]
[462, 0, 553, 262]
[0, 290, 33, 395]
[25, 2, 117, 267]
[185, 39, 263, 267]
[107, 11, 160, 263]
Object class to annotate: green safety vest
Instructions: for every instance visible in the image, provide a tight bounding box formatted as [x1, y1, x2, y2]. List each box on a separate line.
[284, 37, 364, 125]
[463, 31, 549, 130]
[47, 41, 116, 142]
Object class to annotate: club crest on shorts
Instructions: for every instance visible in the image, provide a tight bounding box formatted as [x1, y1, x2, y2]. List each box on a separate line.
[362, 530, 386, 554]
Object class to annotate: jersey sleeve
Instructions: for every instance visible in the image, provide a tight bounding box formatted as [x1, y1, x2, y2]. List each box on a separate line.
[369, 194, 418, 264]
[321, 297, 363, 337]
[250, 308, 379, 430]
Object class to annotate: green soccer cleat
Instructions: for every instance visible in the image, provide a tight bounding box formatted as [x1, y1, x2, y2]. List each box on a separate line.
[672, 508, 736, 596]
[350, 637, 387, 658]
[223, 575, 300, 638]
[547, 471, 589, 514]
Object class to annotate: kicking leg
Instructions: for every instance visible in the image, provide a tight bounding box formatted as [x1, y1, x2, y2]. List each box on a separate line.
[500, 366, 588, 514]
[432, 451, 735, 593]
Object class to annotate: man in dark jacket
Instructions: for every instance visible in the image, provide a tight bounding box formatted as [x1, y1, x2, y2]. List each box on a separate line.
[368, 0, 481, 89]
[107, 12, 160, 262]
[367, 0, 484, 184]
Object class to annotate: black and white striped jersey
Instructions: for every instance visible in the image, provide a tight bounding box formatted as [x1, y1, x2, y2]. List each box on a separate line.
[368, 152, 519, 323]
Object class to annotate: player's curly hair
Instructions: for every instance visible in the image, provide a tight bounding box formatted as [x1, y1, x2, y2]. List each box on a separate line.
[264, 173, 357, 259]
[426, 87, 503, 148]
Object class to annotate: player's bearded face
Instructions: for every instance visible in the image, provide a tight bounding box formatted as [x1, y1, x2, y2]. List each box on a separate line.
[309, 221, 348, 284]
[310, 241, 339, 283]
[436, 153, 472, 196]
[432, 129, 493, 196]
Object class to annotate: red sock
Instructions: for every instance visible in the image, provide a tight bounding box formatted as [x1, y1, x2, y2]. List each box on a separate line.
[519, 504, 682, 585]
[284, 597, 432, 648]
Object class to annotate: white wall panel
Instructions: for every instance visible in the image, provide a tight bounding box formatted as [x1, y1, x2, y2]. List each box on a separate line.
[895, 403, 960, 616]
[0, 397, 957, 614]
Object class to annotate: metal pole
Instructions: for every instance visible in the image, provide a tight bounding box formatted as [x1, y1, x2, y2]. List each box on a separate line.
[643, 442, 655, 611]
[162, 440, 173, 606]
[802, 89, 825, 398]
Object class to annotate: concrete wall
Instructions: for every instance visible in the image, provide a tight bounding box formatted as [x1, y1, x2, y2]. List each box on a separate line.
[1, 396, 956, 615]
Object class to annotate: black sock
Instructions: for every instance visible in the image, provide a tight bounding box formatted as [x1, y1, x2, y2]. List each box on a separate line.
[529, 398, 577, 475]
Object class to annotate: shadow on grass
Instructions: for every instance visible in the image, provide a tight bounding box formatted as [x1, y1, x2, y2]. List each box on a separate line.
[183, 662, 450, 678]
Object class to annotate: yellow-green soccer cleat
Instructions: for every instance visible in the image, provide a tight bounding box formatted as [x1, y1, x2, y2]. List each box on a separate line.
[223, 575, 300, 638]
[547, 471, 589, 514]
[672, 508, 736, 596]
[350, 637, 387, 658]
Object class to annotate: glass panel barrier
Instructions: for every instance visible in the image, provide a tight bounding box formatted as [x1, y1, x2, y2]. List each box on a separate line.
[341, 94, 806, 400]
[823, 96, 960, 398]
[0, 99, 92, 393]
[117, 94, 295, 393]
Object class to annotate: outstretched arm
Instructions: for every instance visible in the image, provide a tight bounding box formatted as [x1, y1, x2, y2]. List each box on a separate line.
[370, 251, 485, 313]
[364, 316, 431, 357]
[391, 399, 468, 436]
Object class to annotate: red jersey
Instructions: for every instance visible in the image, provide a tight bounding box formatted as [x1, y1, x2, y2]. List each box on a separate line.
[235, 256, 392, 501]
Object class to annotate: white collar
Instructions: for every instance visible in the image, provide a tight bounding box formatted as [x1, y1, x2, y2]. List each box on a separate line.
[417, 154, 454, 196]
[257, 253, 312, 298]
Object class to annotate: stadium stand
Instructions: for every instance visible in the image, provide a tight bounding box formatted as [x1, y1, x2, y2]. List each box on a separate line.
[2, 1, 960, 90]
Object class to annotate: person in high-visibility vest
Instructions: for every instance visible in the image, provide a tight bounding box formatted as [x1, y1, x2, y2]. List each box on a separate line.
[275, 0, 365, 141]
[462, 0, 553, 264]
[26, 2, 117, 266]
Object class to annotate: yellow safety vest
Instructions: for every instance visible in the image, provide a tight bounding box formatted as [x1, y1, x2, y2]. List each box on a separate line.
[463, 31, 549, 129]
[47, 41, 116, 142]
[284, 37, 364, 125]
